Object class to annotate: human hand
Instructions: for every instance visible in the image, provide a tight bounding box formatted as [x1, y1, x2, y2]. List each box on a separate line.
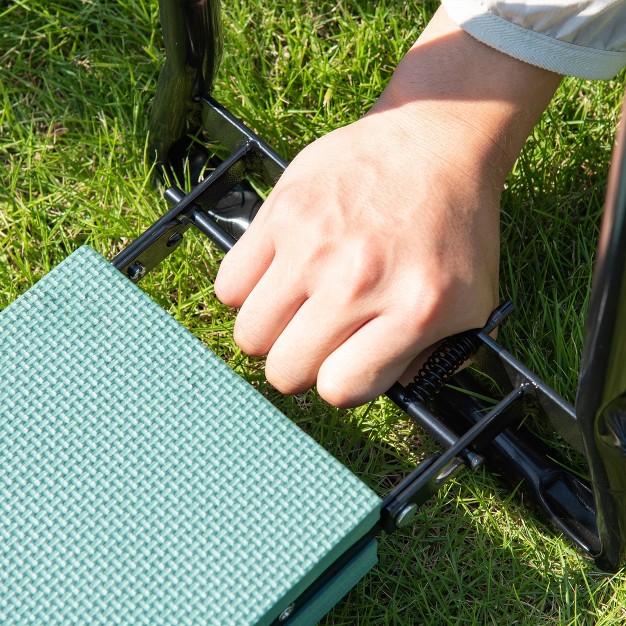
[214, 7, 560, 407]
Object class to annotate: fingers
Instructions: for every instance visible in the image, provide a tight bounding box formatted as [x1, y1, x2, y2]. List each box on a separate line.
[213, 216, 275, 308]
[232, 255, 308, 356]
[264, 290, 379, 395]
[315, 315, 435, 407]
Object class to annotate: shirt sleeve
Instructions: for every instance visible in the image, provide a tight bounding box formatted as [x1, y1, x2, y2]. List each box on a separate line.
[441, 0, 626, 79]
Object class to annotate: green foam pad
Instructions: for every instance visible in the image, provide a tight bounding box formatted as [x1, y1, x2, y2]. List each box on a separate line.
[0, 246, 381, 625]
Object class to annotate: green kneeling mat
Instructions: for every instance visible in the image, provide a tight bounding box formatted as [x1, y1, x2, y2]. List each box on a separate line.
[0, 246, 381, 625]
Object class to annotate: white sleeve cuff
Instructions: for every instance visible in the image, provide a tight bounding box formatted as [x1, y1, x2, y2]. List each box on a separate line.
[441, 0, 626, 80]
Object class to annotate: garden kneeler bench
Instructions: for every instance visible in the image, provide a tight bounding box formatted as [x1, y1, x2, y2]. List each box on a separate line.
[0, 246, 381, 625]
[6, 1, 626, 622]
[144, 0, 626, 579]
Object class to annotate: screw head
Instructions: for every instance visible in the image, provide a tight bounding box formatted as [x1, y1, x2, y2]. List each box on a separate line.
[395, 503, 418, 528]
[127, 262, 147, 282]
[278, 602, 296, 622]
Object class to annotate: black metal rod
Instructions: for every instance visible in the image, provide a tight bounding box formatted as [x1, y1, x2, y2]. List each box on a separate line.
[404, 401, 483, 470]
[164, 186, 186, 206]
[165, 184, 238, 252]
[483, 300, 515, 334]
[384, 385, 527, 521]
[433, 375, 600, 557]
[191, 209, 236, 253]
[387, 382, 482, 470]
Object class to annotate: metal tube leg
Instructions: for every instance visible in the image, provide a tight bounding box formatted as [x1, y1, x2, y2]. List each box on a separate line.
[576, 95, 626, 572]
[149, 0, 223, 169]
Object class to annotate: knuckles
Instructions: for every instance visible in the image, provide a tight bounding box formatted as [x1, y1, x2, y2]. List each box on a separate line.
[338, 242, 387, 301]
[233, 316, 271, 357]
[316, 375, 366, 408]
[265, 355, 368, 407]
[265, 356, 313, 396]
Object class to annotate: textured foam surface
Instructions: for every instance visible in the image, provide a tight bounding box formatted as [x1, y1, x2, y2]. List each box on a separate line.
[0, 246, 381, 625]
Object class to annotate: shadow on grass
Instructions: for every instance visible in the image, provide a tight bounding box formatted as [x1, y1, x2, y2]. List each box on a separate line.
[256, 382, 622, 625]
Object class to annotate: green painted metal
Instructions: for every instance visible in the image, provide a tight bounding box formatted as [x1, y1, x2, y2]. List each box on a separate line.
[0, 246, 381, 625]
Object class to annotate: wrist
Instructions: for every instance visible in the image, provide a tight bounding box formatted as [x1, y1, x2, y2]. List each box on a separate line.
[367, 6, 561, 189]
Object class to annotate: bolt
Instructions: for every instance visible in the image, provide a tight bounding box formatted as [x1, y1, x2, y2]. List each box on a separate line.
[278, 603, 296, 622]
[395, 503, 418, 528]
[127, 262, 147, 282]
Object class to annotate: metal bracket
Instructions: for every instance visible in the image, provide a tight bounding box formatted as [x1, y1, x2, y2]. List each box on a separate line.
[131, 92, 606, 563]
[382, 308, 599, 557]
[113, 96, 289, 281]
[381, 381, 527, 532]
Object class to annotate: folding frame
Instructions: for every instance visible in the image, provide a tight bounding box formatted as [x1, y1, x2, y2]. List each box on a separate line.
[3, 1, 626, 624]
[146, 0, 626, 572]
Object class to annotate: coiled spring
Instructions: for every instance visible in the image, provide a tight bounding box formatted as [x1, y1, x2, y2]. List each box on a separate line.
[403, 331, 481, 404]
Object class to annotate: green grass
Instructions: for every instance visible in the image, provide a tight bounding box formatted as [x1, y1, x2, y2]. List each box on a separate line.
[1, 0, 626, 623]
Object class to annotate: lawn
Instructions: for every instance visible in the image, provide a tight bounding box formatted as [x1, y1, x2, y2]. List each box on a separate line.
[1, 0, 626, 623]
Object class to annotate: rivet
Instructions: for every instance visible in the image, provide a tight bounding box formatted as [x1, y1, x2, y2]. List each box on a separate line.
[395, 503, 418, 528]
[127, 262, 147, 282]
[278, 602, 296, 622]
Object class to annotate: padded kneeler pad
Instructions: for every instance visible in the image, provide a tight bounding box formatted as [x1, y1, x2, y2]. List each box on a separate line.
[0, 246, 381, 625]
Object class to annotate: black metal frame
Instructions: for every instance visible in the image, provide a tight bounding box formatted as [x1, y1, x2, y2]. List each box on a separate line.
[136, 0, 626, 574]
